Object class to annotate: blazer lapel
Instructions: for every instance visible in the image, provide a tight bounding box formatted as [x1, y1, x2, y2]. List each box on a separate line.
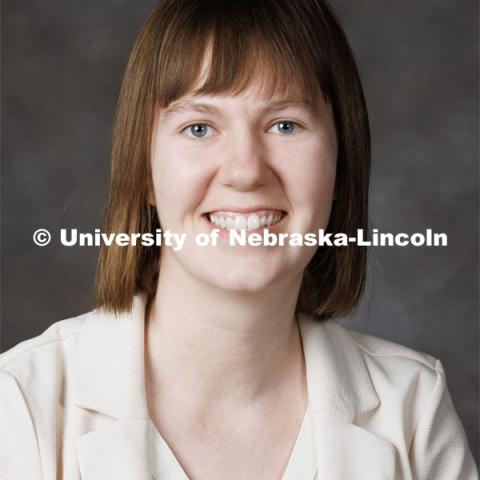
[312, 411, 397, 479]
[298, 314, 398, 479]
[74, 293, 151, 480]
[76, 420, 150, 480]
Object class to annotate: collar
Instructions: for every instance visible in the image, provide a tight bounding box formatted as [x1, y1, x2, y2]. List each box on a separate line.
[74, 292, 379, 423]
[297, 311, 380, 422]
[74, 292, 150, 420]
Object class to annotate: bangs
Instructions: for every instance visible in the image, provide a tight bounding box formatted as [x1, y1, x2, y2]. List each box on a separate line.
[152, 1, 332, 107]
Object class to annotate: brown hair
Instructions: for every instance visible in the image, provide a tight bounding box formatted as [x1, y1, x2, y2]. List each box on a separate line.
[94, 0, 371, 320]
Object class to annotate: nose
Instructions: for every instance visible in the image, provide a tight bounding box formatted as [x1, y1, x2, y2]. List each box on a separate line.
[216, 127, 270, 191]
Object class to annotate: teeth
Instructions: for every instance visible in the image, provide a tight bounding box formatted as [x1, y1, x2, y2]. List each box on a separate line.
[247, 214, 260, 229]
[207, 211, 284, 230]
[234, 216, 247, 229]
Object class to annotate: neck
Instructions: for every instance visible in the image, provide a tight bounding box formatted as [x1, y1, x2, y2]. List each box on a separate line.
[145, 252, 306, 419]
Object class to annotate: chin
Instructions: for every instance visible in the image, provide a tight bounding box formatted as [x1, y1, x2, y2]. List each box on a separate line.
[206, 262, 286, 294]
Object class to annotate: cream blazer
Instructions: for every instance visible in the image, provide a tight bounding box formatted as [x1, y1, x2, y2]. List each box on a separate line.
[0, 292, 477, 480]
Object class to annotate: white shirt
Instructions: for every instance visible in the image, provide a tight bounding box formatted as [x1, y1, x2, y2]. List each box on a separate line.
[148, 404, 317, 480]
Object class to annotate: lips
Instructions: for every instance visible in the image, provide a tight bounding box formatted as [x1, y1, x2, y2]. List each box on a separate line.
[206, 207, 286, 215]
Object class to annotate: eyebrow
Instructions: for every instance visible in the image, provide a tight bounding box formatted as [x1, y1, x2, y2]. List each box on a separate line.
[163, 98, 320, 118]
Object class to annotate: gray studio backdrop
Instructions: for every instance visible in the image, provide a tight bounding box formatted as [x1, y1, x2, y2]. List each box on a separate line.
[2, 0, 478, 462]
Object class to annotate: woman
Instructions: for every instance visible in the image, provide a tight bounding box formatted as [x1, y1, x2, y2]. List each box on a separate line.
[0, 1, 477, 479]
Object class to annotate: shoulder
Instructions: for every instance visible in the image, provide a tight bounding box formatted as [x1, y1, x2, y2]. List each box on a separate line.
[299, 313, 444, 425]
[331, 319, 441, 397]
[344, 322, 442, 395]
[0, 309, 107, 478]
[301, 313, 440, 379]
[1, 312, 89, 369]
[0, 311, 90, 465]
[323, 316, 439, 369]
[299, 316, 477, 478]
[0, 310, 94, 391]
[346, 324, 438, 369]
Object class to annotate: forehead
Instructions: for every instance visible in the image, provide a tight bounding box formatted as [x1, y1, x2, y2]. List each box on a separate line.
[154, 45, 327, 126]
[155, 34, 326, 110]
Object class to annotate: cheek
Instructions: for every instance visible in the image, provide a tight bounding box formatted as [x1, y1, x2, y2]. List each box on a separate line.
[151, 141, 214, 219]
[276, 137, 337, 216]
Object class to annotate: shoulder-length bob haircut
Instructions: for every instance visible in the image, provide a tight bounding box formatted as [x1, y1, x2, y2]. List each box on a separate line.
[94, 0, 371, 320]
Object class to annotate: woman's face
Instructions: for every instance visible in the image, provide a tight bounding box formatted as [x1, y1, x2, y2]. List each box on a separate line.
[150, 78, 337, 293]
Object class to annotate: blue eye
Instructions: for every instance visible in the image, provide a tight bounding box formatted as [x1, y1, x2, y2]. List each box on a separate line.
[185, 123, 212, 138]
[270, 121, 299, 135]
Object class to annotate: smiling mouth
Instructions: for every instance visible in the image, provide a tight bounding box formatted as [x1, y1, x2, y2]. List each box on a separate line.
[203, 209, 287, 231]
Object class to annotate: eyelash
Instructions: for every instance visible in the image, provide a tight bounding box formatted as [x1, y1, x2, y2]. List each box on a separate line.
[181, 120, 304, 138]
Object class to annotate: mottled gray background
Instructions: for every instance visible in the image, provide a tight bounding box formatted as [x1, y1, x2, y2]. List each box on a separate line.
[2, 0, 478, 463]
